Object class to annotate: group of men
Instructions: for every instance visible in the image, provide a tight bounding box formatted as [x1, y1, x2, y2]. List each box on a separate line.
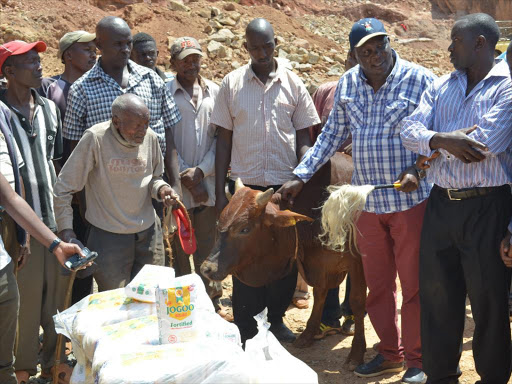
[0, 9, 510, 384]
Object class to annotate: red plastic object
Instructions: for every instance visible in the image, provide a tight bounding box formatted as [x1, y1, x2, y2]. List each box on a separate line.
[172, 206, 197, 255]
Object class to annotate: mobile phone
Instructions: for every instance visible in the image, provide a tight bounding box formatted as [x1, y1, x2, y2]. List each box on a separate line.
[65, 247, 98, 271]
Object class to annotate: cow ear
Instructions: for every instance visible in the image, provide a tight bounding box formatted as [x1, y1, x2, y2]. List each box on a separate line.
[263, 203, 314, 227]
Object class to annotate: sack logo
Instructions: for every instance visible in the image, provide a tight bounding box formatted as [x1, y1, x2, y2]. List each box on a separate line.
[165, 285, 194, 320]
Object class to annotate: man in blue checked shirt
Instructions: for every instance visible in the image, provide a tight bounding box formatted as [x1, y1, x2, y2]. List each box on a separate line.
[279, 18, 435, 382]
[401, 14, 512, 384]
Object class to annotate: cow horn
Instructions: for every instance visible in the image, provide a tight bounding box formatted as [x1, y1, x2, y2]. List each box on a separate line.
[235, 178, 245, 193]
[255, 188, 274, 207]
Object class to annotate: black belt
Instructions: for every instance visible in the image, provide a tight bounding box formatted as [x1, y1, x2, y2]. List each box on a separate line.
[433, 184, 509, 201]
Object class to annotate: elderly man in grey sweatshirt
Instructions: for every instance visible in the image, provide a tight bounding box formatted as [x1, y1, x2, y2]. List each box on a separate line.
[53, 94, 178, 291]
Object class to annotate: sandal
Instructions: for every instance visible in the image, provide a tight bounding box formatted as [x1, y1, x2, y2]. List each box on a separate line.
[314, 321, 342, 340]
[292, 291, 310, 309]
[40, 362, 73, 384]
[15, 370, 30, 384]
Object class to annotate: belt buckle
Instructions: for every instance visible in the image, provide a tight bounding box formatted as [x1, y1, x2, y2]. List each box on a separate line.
[446, 188, 461, 201]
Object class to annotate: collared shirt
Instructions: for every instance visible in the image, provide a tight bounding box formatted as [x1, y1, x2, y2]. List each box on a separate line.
[0, 90, 63, 231]
[63, 59, 181, 155]
[401, 60, 512, 189]
[310, 81, 338, 142]
[168, 77, 219, 209]
[295, 51, 436, 214]
[39, 75, 71, 121]
[211, 59, 320, 186]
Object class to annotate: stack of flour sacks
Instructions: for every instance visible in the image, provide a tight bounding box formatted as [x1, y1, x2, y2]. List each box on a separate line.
[54, 265, 318, 384]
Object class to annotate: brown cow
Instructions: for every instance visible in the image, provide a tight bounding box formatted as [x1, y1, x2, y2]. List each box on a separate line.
[201, 153, 367, 369]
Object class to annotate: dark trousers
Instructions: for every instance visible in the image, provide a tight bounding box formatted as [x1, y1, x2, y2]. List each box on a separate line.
[420, 186, 512, 384]
[228, 180, 298, 342]
[71, 203, 92, 305]
[322, 275, 352, 324]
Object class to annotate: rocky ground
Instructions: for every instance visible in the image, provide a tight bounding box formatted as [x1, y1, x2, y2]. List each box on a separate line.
[0, 0, 458, 94]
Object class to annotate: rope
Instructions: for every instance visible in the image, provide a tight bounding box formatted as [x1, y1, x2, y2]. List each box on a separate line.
[162, 199, 193, 267]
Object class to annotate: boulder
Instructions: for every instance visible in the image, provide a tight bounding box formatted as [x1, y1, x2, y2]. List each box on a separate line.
[168, 0, 190, 12]
[308, 52, 321, 64]
[208, 40, 227, 58]
[209, 28, 235, 43]
[217, 16, 237, 27]
[294, 38, 310, 49]
[295, 63, 312, 72]
[223, 2, 236, 11]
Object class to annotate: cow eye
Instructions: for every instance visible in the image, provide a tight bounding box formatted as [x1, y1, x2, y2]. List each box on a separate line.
[240, 227, 250, 234]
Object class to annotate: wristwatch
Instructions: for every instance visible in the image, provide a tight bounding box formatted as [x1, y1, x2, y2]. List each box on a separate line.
[413, 164, 426, 179]
[48, 237, 62, 253]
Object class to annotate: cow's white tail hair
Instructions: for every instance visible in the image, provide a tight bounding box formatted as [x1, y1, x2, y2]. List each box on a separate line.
[320, 184, 375, 254]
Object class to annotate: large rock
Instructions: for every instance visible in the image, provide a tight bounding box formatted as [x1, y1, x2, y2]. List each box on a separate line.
[208, 40, 227, 58]
[223, 2, 236, 11]
[168, 0, 190, 12]
[217, 16, 237, 26]
[293, 38, 310, 49]
[209, 28, 235, 43]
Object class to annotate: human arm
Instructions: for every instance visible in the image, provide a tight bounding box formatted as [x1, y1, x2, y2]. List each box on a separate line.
[279, 87, 350, 205]
[53, 131, 96, 242]
[0, 173, 82, 267]
[164, 130, 182, 199]
[62, 83, 87, 143]
[500, 220, 512, 268]
[151, 136, 179, 207]
[296, 129, 312, 161]
[215, 127, 232, 215]
[161, 83, 183, 198]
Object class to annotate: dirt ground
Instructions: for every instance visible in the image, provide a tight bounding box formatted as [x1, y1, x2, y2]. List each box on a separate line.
[218, 276, 482, 384]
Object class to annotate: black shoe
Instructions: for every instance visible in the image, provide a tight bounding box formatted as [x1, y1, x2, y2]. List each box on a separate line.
[354, 354, 404, 377]
[269, 322, 296, 343]
[402, 368, 427, 383]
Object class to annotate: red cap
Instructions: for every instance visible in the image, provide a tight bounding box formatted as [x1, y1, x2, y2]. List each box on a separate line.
[0, 40, 47, 75]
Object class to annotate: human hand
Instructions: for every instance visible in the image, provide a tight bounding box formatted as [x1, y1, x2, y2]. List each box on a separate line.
[17, 235, 31, 271]
[58, 229, 77, 243]
[276, 177, 304, 206]
[53, 241, 85, 269]
[416, 152, 440, 170]
[180, 167, 204, 189]
[189, 181, 209, 204]
[159, 186, 180, 207]
[395, 166, 420, 193]
[430, 125, 487, 164]
[500, 231, 512, 268]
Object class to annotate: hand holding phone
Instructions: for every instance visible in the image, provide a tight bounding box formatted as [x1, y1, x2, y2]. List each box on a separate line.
[65, 246, 98, 271]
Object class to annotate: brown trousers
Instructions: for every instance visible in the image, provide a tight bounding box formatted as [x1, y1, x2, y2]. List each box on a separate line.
[14, 239, 68, 375]
[0, 261, 18, 384]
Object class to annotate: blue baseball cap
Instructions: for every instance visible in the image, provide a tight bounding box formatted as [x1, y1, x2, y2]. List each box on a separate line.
[349, 18, 388, 50]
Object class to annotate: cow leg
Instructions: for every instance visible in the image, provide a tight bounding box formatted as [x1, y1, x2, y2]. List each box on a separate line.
[344, 256, 367, 370]
[294, 285, 328, 348]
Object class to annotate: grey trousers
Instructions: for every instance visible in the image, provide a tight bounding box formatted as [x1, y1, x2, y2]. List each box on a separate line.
[0, 261, 18, 384]
[171, 205, 220, 298]
[15, 239, 68, 374]
[88, 217, 164, 292]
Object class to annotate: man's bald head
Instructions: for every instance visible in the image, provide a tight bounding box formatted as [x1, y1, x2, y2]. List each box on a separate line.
[453, 13, 500, 52]
[112, 93, 148, 117]
[112, 94, 150, 146]
[95, 16, 132, 70]
[96, 16, 131, 37]
[246, 18, 274, 39]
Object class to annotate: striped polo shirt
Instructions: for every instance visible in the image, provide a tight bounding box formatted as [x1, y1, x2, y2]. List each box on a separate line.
[0, 89, 63, 231]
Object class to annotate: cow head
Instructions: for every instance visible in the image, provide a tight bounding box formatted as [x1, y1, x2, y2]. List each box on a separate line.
[201, 179, 313, 287]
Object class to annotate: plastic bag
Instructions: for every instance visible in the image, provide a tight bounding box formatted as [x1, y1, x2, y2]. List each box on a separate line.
[69, 362, 94, 384]
[82, 315, 159, 364]
[96, 341, 250, 384]
[156, 273, 214, 344]
[244, 309, 319, 384]
[125, 265, 175, 303]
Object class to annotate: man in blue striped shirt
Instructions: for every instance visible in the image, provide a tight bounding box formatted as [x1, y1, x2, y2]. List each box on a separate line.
[279, 18, 435, 381]
[401, 13, 512, 384]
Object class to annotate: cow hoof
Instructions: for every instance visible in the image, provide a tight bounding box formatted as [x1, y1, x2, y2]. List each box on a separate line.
[293, 333, 314, 348]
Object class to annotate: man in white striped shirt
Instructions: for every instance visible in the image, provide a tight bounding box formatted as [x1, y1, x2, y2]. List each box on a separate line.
[401, 14, 512, 384]
[212, 18, 320, 343]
